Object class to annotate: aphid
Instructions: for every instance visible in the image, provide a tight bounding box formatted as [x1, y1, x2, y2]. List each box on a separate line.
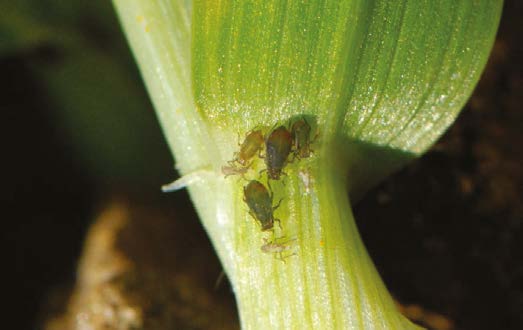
[232, 129, 264, 167]
[261, 237, 297, 262]
[291, 117, 315, 159]
[264, 126, 293, 180]
[221, 165, 248, 178]
[243, 180, 282, 232]
[223, 129, 264, 177]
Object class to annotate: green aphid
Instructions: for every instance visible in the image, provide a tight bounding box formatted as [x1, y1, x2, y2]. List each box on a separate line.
[243, 180, 282, 232]
[264, 126, 292, 180]
[233, 129, 264, 166]
[223, 129, 264, 177]
[291, 117, 315, 159]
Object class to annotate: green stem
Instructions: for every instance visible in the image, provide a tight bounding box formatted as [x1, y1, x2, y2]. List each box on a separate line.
[229, 151, 420, 329]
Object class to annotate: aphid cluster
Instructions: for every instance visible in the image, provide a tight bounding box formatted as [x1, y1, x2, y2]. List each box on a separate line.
[223, 118, 317, 262]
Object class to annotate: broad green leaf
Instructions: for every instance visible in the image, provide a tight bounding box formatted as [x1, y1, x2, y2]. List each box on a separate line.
[113, 0, 502, 329]
[194, 0, 502, 198]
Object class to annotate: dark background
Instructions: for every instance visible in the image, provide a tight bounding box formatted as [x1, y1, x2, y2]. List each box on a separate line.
[2, 1, 521, 329]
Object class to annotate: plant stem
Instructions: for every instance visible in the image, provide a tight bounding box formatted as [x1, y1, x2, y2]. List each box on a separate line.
[112, 0, 421, 328]
[227, 150, 421, 329]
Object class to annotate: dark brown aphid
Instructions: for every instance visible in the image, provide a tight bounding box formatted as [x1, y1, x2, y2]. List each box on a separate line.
[261, 237, 297, 262]
[243, 180, 282, 232]
[223, 129, 264, 177]
[265, 126, 292, 180]
[291, 118, 314, 159]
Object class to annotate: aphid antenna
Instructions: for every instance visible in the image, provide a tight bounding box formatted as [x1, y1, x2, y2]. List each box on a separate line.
[235, 131, 242, 147]
[161, 168, 213, 192]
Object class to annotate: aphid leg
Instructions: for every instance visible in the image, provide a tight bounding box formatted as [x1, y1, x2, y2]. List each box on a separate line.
[282, 251, 298, 262]
[276, 252, 286, 263]
[258, 168, 267, 180]
[228, 151, 241, 166]
[273, 250, 297, 263]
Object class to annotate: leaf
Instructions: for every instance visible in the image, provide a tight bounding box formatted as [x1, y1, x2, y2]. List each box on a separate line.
[193, 0, 502, 196]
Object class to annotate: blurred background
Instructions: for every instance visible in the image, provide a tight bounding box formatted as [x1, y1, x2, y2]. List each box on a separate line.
[1, 1, 521, 329]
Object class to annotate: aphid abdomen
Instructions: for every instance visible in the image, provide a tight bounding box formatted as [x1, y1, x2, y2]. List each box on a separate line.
[243, 180, 276, 231]
[265, 126, 292, 180]
[238, 130, 264, 165]
[221, 165, 248, 177]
